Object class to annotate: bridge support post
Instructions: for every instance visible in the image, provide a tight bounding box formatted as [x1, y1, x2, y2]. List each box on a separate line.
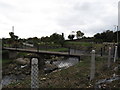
[78, 57, 80, 61]
[30, 55, 45, 74]
[38, 55, 45, 74]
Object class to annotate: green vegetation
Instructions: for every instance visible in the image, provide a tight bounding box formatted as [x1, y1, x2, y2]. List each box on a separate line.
[17, 52, 28, 57]
[5, 55, 120, 88]
[94, 30, 120, 43]
[47, 48, 68, 52]
[0, 59, 12, 65]
[64, 41, 92, 47]
[2, 29, 120, 88]
[76, 31, 84, 39]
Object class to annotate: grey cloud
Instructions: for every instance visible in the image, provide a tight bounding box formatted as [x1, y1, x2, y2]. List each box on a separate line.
[0, 0, 118, 38]
[0, 1, 13, 9]
[56, 0, 118, 37]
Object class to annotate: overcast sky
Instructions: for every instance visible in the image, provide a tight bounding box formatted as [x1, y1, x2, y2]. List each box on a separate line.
[0, 0, 119, 39]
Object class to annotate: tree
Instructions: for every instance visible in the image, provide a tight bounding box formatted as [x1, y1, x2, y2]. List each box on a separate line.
[114, 31, 120, 42]
[50, 33, 65, 45]
[9, 32, 19, 47]
[76, 31, 84, 39]
[68, 34, 75, 40]
[94, 33, 103, 43]
[9, 32, 18, 41]
[41, 36, 50, 42]
[41, 33, 65, 46]
[94, 30, 114, 43]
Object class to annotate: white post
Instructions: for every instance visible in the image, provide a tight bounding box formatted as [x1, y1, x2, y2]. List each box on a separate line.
[114, 46, 118, 62]
[90, 50, 95, 81]
[31, 58, 39, 89]
[108, 47, 111, 68]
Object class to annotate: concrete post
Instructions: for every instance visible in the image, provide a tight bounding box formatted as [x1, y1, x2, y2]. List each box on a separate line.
[90, 50, 95, 81]
[108, 47, 111, 68]
[114, 46, 118, 62]
[31, 58, 39, 89]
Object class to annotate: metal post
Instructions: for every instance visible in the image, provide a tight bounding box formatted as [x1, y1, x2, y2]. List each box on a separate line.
[0, 39, 2, 90]
[114, 46, 118, 62]
[31, 58, 39, 89]
[101, 48, 103, 56]
[90, 50, 95, 81]
[108, 47, 111, 68]
[117, 26, 119, 45]
[118, 43, 120, 58]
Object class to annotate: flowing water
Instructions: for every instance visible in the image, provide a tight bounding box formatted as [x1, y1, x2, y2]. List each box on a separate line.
[53, 57, 79, 68]
[1, 74, 26, 87]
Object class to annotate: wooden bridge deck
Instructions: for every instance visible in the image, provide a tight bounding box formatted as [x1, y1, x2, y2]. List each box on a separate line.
[2, 47, 81, 58]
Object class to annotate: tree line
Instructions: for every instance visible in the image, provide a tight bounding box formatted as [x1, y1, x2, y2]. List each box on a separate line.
[94, 30, 120, 43]
[2, 29, 120, 48]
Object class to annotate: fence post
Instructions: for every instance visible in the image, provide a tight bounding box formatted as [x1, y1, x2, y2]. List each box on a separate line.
[118, 43, 120, 58]
[0, 39, 2, 90]
[90, 50, 95, 81]
[108, 47, 111, 68]
[101, 48, 103, 56]
[114, 46, 118, 62]
[31, 58, 39, 89]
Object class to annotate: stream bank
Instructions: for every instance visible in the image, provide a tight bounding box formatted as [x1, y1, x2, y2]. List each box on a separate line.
[2, 56, 120, 88]
[2, 56, 79, 87]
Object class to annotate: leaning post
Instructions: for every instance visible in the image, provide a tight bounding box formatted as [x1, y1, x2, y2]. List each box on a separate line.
[114, 46, 118, 62]
[90, 50, 96, 81]
[108, 47, 111, 68]
[118, 43, 120, 58]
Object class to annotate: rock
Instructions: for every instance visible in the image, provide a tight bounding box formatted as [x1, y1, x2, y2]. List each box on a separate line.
[114, 67, 118, 71]
[40, 78, 46, 81]
[15, 58, 30, 65]
[21, 65, 27, 69]
[44, 64, 58, 73]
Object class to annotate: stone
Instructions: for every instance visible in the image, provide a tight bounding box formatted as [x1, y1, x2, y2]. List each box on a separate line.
[44, 64, 58, 73]
[15, 58, 30, 65]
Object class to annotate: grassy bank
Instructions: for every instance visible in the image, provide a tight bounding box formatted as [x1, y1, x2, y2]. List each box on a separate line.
[5, 55, 120, 88]
[64, 41, 93, 47]
[47, 48, 68, 52]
